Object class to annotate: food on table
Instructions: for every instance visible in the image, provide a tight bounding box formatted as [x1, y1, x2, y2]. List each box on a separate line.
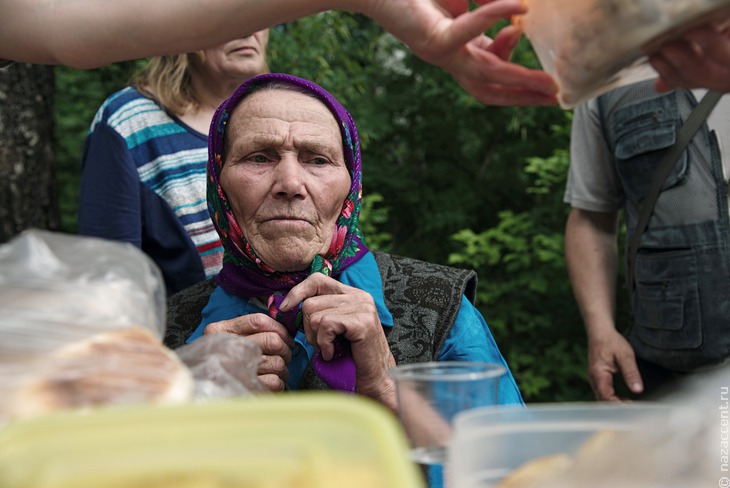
[495, 453, 573, 488]
[495, 429, 619, 488]
[5, 326, 193, 420]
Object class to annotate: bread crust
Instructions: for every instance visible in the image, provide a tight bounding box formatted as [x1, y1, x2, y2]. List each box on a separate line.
[7, 327, 193, 419]
[496, 454, 573, 488]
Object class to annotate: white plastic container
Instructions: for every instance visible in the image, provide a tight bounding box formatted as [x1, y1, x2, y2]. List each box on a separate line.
[446, 402, 667, 488]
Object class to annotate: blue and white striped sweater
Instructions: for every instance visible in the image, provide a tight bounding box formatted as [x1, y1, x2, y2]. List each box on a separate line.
[78, 87, 222, 294]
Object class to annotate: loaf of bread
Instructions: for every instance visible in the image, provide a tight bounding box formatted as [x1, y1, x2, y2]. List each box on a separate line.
[496, 454, 573, 488]
[495, 430, 620, 488]
[6, 327, 193, 420]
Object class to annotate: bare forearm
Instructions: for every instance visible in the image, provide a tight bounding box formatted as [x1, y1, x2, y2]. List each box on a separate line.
[564, 208, 620, 338]
[0, 0, 369, 68]
[1, 0, 557, 106]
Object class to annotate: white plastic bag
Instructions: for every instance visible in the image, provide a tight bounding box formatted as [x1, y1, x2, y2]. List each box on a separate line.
[0, 229, 166, 355]
[0, 230, 191, 422]
[176, 332, 267, 399]
[515, 0, 730, 108]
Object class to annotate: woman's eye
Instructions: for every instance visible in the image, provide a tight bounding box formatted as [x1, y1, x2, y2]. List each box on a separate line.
[311, 156, 329, 165]
[250, 154, 269, 163]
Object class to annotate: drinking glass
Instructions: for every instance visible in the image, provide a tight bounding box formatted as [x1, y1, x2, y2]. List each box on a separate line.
[389, 361, 505, 466]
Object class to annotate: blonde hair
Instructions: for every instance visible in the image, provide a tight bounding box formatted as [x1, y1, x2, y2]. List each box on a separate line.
[132, 53, 202, 116]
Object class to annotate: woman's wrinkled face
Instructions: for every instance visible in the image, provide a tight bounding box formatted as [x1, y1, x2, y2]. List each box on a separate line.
[220, 89, 351, 272]
[198, 30, 269, 80]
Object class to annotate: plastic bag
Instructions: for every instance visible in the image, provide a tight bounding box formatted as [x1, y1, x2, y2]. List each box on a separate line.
[175, 332, 267, 399]
[0, 229, 191, 422]
[0, 229, 166, 353]
[515, 0, 730, 108]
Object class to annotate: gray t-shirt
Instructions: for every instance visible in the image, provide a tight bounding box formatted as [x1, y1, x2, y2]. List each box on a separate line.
[565, 72, 730, 214]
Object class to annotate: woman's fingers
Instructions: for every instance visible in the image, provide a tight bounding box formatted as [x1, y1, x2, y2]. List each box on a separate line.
[279, 273, 351, 310]
[259, 355, 289, 381]
[204, 313, 295, 349]
[258, 372, 286, 392]
[203, 312, 295, 393]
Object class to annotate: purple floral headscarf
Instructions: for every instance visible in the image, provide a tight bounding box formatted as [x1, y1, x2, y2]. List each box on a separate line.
[207, 73, 368, 391]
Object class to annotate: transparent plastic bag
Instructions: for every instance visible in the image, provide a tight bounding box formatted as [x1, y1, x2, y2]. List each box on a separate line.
[176, 332, 267, 399]
[0, 230, 267, 423]
[515, 0, 730, 108]
[0, 230, 190, 422]
[0, 229, 166, 354]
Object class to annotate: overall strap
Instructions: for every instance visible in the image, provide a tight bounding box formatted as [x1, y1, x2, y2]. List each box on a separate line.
[626, 90, 723, 306]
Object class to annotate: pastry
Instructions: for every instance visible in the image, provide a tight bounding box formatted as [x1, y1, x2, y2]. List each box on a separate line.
[6, 326, 193, 420]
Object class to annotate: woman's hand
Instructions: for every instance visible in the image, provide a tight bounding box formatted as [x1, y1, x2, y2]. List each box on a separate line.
[204, 313, 295, 391]
[281, 273, 398, 410]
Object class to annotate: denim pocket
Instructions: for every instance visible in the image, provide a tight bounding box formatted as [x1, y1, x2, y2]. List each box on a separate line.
[609, 92, 688, 200]
[633, 249, 702, 350]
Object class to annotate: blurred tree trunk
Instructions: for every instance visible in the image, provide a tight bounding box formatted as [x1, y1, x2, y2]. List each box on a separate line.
[0, 63, 58, 243]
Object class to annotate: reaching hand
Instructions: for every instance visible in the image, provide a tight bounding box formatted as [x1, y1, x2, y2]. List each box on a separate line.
[204, 313, 295, 391]
[363, 0, 558, 106]
[587, 328, 644, 402]
[649, 19, 730, 93]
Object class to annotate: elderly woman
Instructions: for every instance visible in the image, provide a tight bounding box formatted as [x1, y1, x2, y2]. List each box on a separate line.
[175, 73, 522, 409]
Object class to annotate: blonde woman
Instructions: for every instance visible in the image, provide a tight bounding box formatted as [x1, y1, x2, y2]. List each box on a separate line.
[78, 31, 269, 295]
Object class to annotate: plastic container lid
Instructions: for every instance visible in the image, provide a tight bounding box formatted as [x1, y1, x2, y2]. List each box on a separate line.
[0, 393, 425, 488]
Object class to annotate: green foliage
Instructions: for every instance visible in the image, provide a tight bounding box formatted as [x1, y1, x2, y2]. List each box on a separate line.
[55, 61, 144, 233]
[359, 193, 393, 253]
[449, 118, 593, 403]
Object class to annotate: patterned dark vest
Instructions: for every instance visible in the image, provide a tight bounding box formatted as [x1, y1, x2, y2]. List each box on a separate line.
[164, 251, 477, 390]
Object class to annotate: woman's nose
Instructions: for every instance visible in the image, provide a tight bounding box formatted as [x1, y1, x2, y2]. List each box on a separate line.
[271, 156, 306, 198]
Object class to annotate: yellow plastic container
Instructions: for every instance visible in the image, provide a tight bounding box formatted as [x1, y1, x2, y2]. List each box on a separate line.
[0, 393, 425, 488]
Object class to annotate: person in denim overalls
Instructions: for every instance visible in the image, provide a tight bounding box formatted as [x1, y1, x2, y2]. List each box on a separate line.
[564, 65, 730, 401]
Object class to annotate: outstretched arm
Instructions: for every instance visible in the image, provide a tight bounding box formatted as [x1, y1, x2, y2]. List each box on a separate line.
[0, 0, 330, 68]
[0, 0, 557, 105]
